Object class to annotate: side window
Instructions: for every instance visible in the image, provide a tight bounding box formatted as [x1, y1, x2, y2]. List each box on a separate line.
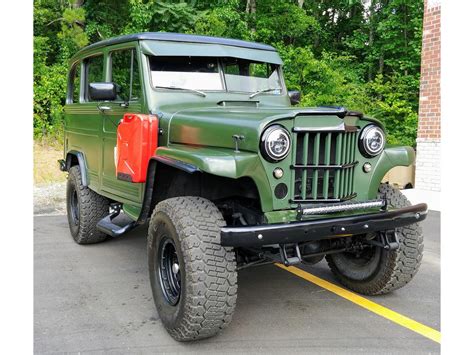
[111, 49, 141, 102]
[68, 62, 81, 103]
[85, 55, 103, 101]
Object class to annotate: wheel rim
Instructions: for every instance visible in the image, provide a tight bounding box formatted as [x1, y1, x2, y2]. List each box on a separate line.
[157, 237, 181, 306]
[332, 234, 383, 281]
[341, 246, 378, 267]
[69, 187, 79, 226]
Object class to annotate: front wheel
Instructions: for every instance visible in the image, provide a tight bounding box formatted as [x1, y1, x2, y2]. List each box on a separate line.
[326, 183, 424, 295]
[147, 197, 238, 341]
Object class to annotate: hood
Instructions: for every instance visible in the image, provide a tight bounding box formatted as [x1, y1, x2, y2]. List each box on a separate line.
[165, 105, 367, 152]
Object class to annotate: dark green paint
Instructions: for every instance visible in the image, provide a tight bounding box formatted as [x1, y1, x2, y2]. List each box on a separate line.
[64, 37, 414, 223]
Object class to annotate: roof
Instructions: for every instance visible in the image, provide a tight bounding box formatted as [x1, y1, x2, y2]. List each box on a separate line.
[73, 32, 277, 59]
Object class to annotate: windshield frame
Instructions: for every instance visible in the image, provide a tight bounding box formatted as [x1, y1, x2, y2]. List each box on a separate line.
[146, 55, 287, 97]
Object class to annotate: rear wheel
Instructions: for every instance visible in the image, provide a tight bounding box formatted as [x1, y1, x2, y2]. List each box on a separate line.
[66, 166, 109, 244]
[326, 183, 424, 295]
[148, 197, 238, 341]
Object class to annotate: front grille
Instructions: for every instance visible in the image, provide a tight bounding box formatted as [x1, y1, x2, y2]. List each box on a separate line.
[291, 129, 358, 203]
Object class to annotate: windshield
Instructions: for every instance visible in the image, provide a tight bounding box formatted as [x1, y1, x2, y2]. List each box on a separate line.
[149, 56, 283, 95]
[222, 58, 282, 94]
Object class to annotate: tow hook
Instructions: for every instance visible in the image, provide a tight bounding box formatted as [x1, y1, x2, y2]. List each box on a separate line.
[279, 243, 302, 266]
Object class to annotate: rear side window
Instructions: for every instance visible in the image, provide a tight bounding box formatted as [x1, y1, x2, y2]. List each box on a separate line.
[111, 49, 141, 102]
[85, 55, 103, 101]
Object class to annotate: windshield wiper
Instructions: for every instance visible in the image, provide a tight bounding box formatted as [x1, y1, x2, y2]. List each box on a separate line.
[155, 86, 207, 97]
[249, 88, 281, 99]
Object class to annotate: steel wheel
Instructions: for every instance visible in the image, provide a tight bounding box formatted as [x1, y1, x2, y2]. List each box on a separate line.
[68, 187, 80, 226]
[158, 237, 181, 306]
[147, 197, 237, 341]
[66, 165, 109, 244]
[326, 183, 423, 295]
[341, 244, 379, 267]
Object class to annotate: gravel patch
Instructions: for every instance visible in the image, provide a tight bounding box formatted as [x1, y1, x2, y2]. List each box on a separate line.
[34, 182, 67, 215]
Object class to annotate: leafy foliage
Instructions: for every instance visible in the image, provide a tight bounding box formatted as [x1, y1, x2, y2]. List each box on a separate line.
[366, 74, 419, 146]
[194, 2, 249, 39]
[33, 0, 424, 146]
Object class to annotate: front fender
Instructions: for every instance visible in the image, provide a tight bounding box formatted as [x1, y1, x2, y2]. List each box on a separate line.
[155, 144, 273, 211]
[367, 145, 415, 198]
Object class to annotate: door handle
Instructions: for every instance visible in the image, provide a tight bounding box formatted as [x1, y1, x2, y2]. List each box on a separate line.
[97, 104, 111, 113]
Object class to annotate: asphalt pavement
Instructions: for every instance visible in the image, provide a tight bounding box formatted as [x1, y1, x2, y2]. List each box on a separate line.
[34, 211, 440, 354]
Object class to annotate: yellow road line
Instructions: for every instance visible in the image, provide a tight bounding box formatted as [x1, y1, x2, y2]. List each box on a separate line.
[275, 264, 441, 344]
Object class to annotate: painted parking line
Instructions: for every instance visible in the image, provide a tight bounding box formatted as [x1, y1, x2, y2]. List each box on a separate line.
[275, 264, 441, 344]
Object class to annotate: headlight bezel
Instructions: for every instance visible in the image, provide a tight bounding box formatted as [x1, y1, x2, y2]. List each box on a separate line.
[359, 124, 386, 158]
[260, 125, 291, 163]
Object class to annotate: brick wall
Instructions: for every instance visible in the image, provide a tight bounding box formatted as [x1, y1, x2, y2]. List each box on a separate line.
[415, 0, 441, 191]
[415, 140, 441, 191]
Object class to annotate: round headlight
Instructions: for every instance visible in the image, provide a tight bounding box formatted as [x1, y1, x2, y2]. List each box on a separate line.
[260, 125, 291, 162]
[359, 125, 385, 157]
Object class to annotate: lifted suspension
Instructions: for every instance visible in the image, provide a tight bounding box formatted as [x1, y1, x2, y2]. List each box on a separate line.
[235, 231, 400, 270]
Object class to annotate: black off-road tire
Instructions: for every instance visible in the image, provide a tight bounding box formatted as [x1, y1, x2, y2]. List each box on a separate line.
[326, 183, 424, 295]
[66, 166, 109, 244]
[147, 197, 238, 341]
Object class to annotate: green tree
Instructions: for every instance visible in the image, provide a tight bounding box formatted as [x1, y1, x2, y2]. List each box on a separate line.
[34, 0, 89, 138]
[366, 74, 419, 146]
[33, 0, 425, 146]
[126, 0, 202, 34]
[194, 1, 249, 39]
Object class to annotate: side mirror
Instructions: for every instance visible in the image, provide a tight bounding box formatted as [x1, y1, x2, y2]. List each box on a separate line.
[288, 90, 301, 105]
[89, 82, 117, 101]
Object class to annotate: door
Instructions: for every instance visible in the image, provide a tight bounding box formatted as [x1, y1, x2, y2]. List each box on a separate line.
[100, 45, 144, 204]
[64, 54, 105, 191]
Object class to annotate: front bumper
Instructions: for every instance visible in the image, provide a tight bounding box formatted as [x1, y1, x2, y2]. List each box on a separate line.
[220, 203, 428, 247]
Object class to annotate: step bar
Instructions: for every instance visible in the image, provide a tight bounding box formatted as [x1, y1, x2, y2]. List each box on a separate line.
[96, 203, 138, 237]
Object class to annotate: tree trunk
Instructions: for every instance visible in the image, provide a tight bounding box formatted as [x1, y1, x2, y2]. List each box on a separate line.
[404, 3, 408, 76]
[379, 53, 384, 75]
[367, 0, 376, 81]
[246, 0, 257, 33]
[298, 0, 304, 9]
[246, 0, 256, 14]
[368, 26, 374, 81]
[71, 0, 84, 9]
